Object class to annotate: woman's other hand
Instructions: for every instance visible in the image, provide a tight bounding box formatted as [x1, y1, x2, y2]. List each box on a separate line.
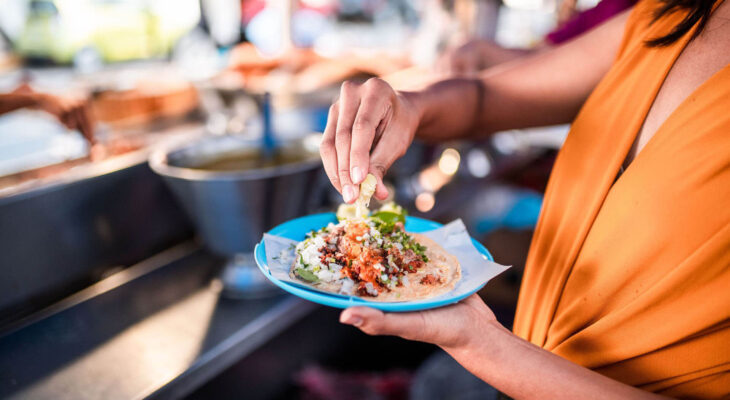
[320, 78, 421, 203]
[436, 38, 537, 76]
[34, 93, 96, 144]
[339, 294, 499, 350]
[437, 39, 488, 76]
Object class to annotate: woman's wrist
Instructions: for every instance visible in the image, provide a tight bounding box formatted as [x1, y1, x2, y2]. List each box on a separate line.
[398, 90, 428, 136]
[443, 317, 506, 356]
[399, 78, 486, 141]
[439, 318, 516, 396]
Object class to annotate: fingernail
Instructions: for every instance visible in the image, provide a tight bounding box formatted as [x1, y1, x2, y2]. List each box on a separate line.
[343, 315, 363, 326]
[343, 185, 355, 202]
[351, 166, 363, 183]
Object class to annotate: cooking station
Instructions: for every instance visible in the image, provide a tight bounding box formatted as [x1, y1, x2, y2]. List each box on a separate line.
[0, 130, 451, 400]
[0, 30, 553, 397]
[0, 121, 545, 399]
[0, 108, 345, 397]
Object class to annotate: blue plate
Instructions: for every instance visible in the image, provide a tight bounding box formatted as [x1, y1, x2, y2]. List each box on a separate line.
[254, 213, 493, 312]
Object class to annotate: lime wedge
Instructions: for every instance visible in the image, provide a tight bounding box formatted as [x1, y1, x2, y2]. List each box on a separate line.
[378, 201, 405, 215]
[355, 173, 377, 218]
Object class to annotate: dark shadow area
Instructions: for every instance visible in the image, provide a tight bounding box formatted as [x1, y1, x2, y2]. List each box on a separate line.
[0, 162, 193, 328]
[187, 281, 526, 400]
[0, 248, 220, 398]
[186, 306, 438, 400]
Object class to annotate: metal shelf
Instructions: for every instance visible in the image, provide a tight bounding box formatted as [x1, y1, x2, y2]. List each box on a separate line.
[0, 242, 315, 400]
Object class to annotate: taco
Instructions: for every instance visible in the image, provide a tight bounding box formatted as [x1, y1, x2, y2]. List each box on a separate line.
[289, 176, 460, 301]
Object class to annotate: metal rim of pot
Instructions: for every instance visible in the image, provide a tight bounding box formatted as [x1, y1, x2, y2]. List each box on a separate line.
[149, 133, 323, 182]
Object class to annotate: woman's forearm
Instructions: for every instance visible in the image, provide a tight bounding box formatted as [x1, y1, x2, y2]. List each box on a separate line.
[407, 71, 585, 141]
[445, 321, 668, 400]
[404, 78, 486, 141]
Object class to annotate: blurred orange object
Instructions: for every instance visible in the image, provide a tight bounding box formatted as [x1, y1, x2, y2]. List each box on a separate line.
[92, 80, 199, 129]
[226, 42, 411, 94]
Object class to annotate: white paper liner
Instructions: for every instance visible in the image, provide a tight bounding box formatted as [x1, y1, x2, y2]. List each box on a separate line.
[262, 219, 510, 304]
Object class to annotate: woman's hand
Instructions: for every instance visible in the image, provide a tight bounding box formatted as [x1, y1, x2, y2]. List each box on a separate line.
[436, 39, 535, 76]
[1, 88, 96, 143]
[33, 92, 96, 144]
[339, 294, 499, 350]
[436, 39, 489, 76]
[320, 78, 422, 203]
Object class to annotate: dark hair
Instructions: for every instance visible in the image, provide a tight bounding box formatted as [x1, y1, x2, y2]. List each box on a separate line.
[647, 0, 718, 46]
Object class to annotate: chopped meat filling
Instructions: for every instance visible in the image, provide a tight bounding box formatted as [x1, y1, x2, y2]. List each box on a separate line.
[420, 274, 441, 285]
[295, 218, 430, 297]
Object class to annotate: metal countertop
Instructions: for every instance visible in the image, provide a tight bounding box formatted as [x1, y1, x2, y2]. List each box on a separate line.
[0, 241, 316, 400]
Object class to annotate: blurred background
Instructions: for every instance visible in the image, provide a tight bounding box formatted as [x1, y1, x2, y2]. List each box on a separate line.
[0, 0, 610, 399]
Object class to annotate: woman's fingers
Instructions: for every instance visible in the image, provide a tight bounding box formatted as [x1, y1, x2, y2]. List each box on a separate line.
[340, 306, 429, 342]
[368, 109, 405, 200]
[350, 79, 390, 186]
[340, 295, 497, 349]
[35, 94, 96, 144]
[370, 172, 389, 201]
[320, 104, 341, 192]
[322, 78, 418, 201]
[74, 103, 95, 144]
[335, 81, 361, 203]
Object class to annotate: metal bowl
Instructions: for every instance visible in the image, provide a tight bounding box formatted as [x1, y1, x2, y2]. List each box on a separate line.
[150, 133, 325, 256]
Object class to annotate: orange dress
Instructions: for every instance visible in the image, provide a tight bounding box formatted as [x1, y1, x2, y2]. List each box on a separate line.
[512, 0, 730, 398]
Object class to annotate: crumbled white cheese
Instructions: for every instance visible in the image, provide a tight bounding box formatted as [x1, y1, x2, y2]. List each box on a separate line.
[296, 235, 327, 271]
[387, 255, 398, 270]
[339, 278, 355, 295]
[364, 282, 378, 296]
[316, 269, 338, 281]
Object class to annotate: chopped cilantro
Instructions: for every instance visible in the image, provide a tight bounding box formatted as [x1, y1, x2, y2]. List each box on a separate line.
[295, 268, 319, 282]
[371, 211, 405, 224]
[299, 254, 308, 268]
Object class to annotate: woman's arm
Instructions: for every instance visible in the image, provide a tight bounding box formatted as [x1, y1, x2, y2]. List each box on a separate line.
[320, 10, 630, 203]
[340, 295, 668, 400]
[0, 92, 37, 115]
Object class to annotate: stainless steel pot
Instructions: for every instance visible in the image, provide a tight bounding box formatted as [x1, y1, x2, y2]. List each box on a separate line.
[149, 133, 325, 257]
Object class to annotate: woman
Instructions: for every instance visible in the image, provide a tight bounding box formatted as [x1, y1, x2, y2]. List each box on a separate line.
[319, 0, 730, 397]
